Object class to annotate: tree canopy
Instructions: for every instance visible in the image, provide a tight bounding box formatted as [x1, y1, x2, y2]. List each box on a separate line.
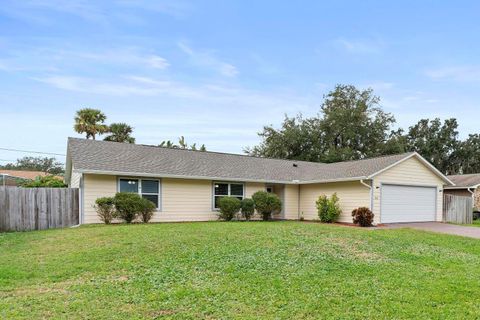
[74, 108, 109, 140]
[104, 123, 135, 143]
[246, 85, 397, 163]
[246, 84, 480, 174]
[0, 156, 64, 175]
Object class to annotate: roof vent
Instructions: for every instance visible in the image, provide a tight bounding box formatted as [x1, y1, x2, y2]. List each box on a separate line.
[293, 163, 298, 167]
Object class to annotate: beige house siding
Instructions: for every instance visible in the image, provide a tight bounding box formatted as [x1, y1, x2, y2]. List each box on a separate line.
[82, 174, 270, 223]
[299, 181, 370, 223]
[245, 182, 266, 198]
[284, 184, 299, 219]
[83, 174, 117, 224]
[69, 167, 82, 188]
[153, 178, 215, 222]
[372, 157, 445, 224]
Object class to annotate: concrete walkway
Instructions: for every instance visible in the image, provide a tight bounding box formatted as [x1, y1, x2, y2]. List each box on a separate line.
[384, 222, 480, 239]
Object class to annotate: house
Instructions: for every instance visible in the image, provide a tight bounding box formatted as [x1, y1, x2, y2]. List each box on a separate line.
[0, 169, 50, 186]
[444, 174, 480, 209]
[65, 137, 453, 224]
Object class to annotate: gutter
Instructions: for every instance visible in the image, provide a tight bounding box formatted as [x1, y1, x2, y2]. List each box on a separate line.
[467, 186, 478, 206]
[76, 169, 370, 186]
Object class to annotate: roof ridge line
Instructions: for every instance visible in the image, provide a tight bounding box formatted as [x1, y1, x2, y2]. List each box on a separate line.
[68, 137, 412, 167]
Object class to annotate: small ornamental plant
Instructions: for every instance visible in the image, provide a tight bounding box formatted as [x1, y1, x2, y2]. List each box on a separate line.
[95, 197, 116, 224]
[352, 207, 374, 227]
[316, 193, 341, 223]
[139, 197, 157, 223]
[218, 197, 242, 221]
[241, 198, 255, 221]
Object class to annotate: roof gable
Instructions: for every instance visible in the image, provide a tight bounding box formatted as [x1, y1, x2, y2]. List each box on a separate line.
[368, 152, 454, 185]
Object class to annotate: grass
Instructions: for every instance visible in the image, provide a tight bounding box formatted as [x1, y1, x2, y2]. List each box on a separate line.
[472, 220, 480, 227]
[1, 221, 480, 319]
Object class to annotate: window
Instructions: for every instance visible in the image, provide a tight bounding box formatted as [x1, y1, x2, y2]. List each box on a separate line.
[213, 182, 244, 209]
[119, 178, 160, 209]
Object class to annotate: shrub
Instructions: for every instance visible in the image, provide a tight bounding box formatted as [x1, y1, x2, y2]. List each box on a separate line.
[113, 192, 144, 223]
[139, 197, 157, 223]
[94, 197, 116, 224]
[316, 193, 341, 223]
[352, 207, 374, 227]
[241, 198, 255, 221]
[218, 197, 241, 221]
[252, 191, 282, 221]
[20, 175, 67, 188]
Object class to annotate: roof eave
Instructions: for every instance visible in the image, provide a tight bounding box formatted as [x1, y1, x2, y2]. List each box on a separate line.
[444, 184, 480, 190]
[298, 176, 368, 185]
[75, 169, 299, 185]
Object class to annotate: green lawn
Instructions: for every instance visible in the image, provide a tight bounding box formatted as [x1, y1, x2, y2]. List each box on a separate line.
[473, 220, 480, 227]
[1, 222, 480, 319]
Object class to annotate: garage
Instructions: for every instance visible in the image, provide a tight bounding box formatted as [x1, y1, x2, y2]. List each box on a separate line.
[381, 184, 437, 223]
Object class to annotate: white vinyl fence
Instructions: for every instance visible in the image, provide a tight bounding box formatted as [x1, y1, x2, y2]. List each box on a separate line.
[443, 194, 473, 224]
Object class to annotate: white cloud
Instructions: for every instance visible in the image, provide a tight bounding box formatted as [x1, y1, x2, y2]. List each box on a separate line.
[334, 37, 385, 54]
[34, 74, 314, 115]
[0, 0, 191, 24]
[177, 41, 239, 77]
[35, 75, 198, 97]
[1, 46, 170, 73]
[425, 66, 480, 82]
[147, 55, 170, 69]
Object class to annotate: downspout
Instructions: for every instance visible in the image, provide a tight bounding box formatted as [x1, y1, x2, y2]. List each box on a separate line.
[360, 179, 374, 213]
[467, 186, 477, 208]
[297, 183, 301, 220]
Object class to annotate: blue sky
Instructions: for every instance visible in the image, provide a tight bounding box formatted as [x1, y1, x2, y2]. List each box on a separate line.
[1, 1, 479, 164]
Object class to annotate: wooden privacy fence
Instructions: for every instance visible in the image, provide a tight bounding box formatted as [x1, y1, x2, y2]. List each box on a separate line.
[0, 187, 79, 232]
[443, 194, 473, 224]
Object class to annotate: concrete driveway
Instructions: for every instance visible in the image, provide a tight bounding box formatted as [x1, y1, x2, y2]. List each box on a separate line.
[384, 222, 480, 239]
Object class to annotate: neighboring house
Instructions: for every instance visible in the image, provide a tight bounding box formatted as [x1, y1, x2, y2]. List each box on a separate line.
[444, 174, 480, 210]
[65, 138, 453, 225]
[0, 169, 49, 186]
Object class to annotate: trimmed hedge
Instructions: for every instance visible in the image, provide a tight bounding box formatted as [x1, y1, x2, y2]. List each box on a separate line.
[241, 198, 255, 221]
[252, 191, 281, 221]
[95, 197, 115, 224]
[218, 197, 241, 221]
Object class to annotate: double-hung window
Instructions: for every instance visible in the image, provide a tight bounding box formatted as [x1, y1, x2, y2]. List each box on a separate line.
[119, 178, 160, 209]
[213, 182, 244, 209]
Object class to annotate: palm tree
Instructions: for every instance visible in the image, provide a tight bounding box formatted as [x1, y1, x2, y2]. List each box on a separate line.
[104, 123, 135, 143]
[159, 140, 177, 148]
[74, 108, 108, 140]
[159, 137, 207, 151]
[178, 136, 187, 149]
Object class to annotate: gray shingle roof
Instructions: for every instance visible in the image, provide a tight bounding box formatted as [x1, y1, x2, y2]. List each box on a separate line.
[446, 174, 480, 188]
[67, 137, 418, 184]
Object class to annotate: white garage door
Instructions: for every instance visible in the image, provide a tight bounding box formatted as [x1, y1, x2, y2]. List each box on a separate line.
[381, 184, 436, 223]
